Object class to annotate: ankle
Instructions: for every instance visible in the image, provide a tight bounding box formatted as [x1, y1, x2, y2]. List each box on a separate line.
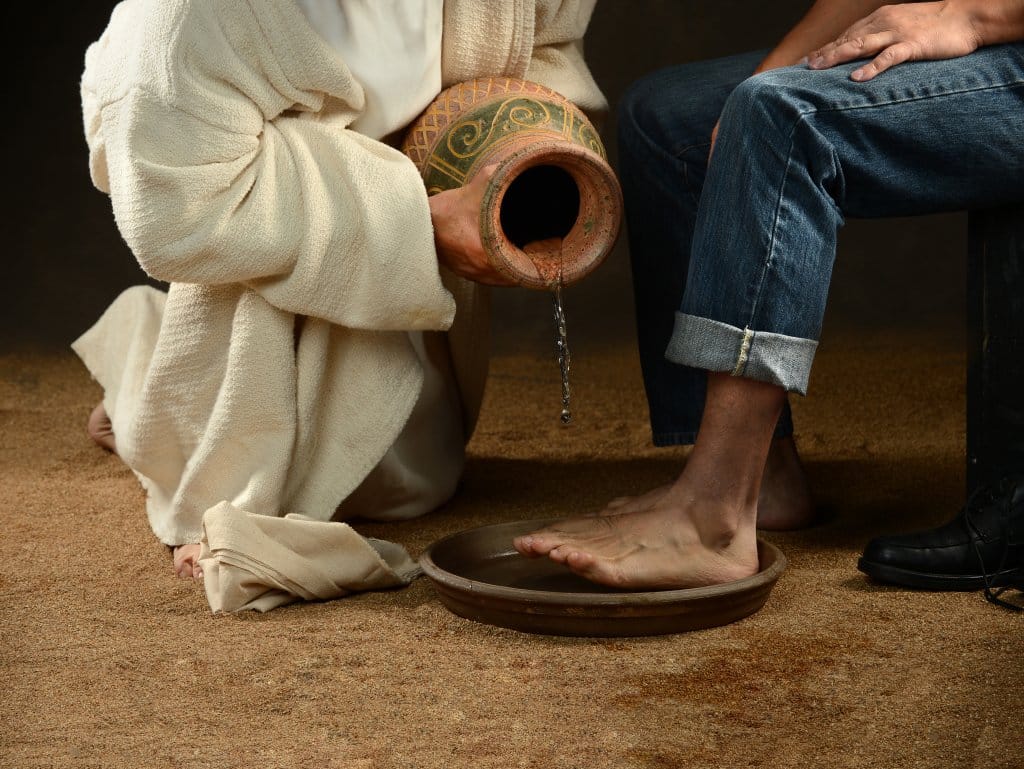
[704, 507, 759, 553]
[668, 486, 753, 552]
[673, 461, 761, 513]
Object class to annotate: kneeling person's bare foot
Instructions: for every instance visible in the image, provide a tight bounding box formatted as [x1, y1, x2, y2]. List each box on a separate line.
[514, 492, 759, 590]
[87, 403, 117, 453]
[173, 544, 204, 580]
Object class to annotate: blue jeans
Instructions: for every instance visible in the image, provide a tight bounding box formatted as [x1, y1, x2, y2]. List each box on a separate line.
[619, 45, 1024, 446]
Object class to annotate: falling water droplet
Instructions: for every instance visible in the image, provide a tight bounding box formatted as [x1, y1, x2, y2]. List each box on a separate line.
[523, 237, 573, 426]
[553, 280, 572, 425]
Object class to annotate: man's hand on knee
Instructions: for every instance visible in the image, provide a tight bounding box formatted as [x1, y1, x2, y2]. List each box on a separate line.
[806, 1, 989, 81]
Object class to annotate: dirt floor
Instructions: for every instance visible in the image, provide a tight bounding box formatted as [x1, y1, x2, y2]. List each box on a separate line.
[2, 330, 1022, 769]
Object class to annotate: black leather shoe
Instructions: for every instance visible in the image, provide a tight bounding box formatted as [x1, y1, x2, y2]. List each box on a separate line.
[858, 474, 1024, 592]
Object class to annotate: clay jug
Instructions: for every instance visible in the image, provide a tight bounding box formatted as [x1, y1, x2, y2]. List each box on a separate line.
[402, 77, 622, 289]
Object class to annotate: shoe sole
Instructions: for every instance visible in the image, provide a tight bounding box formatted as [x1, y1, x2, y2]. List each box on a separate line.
[857, 558, 1023, 592]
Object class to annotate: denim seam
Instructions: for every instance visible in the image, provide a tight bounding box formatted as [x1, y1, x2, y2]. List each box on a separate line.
[748, 130, 800, 331]
[672, 140, 712, 159]
[676, 145, 708, 209]
[797, 78, 1024, 121]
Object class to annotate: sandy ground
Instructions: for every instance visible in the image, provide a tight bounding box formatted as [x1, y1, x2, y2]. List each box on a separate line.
[2, 331, 1021, 769]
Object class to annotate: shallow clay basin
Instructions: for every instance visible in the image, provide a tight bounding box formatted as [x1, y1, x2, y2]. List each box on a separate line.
[419, 519, 787, 637]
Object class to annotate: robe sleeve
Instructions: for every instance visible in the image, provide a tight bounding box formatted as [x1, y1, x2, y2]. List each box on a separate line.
[525, 0, 608, 124]
[80, 0, 455, 332]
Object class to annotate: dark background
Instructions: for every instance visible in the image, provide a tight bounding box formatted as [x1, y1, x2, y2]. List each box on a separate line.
[4, 0, 965, 354]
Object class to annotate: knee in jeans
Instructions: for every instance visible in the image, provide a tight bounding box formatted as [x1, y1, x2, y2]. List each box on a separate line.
[720, 72, 805, 135]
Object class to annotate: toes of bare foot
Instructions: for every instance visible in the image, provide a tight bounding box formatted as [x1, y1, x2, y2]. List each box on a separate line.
[87, 403, 117, 453]
[548, 544, 577, 565]
[565, 553, 619, 587]
[513, 535, 539, 558]
[564, 549, 596, 573]
[551, 545, 604, 580]
[514, 531, 561, 558]
[516, 517, 610, 559]
[172, 544, 203, 580]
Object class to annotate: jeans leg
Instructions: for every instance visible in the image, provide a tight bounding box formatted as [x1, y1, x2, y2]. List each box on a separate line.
[618, 50, 795, 445]
[668, 43, 1024, 393]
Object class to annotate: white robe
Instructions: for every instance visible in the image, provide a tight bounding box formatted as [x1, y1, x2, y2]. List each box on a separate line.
[74, 0, 606, 610]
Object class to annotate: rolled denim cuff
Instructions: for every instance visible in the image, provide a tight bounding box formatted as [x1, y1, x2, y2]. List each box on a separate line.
[665, 313, 817, 395]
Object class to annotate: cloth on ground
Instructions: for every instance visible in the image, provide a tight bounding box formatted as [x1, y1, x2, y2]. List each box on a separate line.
[73, 284, 440, 606]
[199, 501, 421, 613]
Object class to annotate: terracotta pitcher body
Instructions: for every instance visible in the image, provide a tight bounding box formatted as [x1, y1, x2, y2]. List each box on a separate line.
[402, 77, 623, 289]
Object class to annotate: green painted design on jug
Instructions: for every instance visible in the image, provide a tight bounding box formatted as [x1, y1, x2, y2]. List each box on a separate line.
[422, 96, 606, 195]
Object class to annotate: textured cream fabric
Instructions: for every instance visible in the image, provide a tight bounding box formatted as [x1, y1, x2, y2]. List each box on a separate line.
[76, 0, 605, 611]
[294, 0, 444, 141]
[198, 502, 421, 613]
[292, 0, 465, 525]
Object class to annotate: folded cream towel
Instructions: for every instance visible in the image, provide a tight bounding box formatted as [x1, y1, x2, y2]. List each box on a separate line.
[198, 501, 421, 613]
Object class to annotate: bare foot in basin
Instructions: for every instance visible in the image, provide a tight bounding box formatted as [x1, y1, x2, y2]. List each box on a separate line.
[514, 488, 759, 590]
[515, 372, 788, 590]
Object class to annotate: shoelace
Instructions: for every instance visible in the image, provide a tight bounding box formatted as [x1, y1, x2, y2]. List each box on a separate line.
[964, 476, 1023, 612]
